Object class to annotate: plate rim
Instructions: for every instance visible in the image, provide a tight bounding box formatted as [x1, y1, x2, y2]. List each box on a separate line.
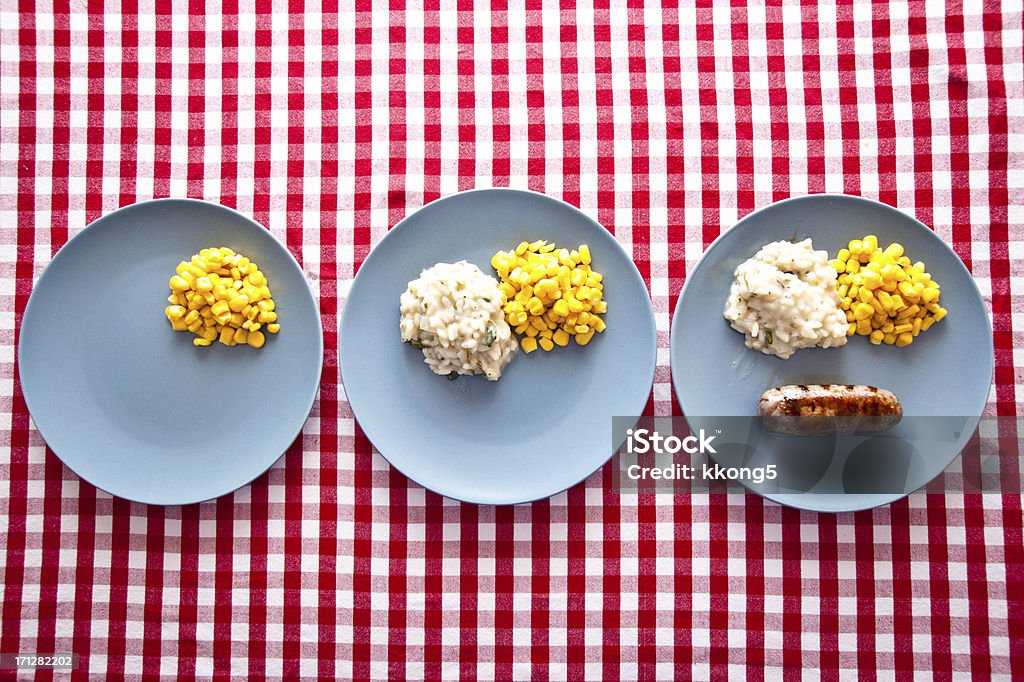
[339, 186, 658, 505]
[17, 197, 325, 505]
[669, 192, 994, 513]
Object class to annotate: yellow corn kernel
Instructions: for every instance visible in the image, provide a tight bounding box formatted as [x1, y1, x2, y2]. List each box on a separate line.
[166, 305, 186, 320]
[169, 275, 190, 292]
[884, 243, 904, 259]
[246, 331, 266, 349]
[267, 323, 280, 334]
[853, 303, 874, 321]
[861, 270, 882, 288]
[567, 297, 585, 314]
[862, 235, 878, 252]
[856, 319, 872, 336]
[536, 278, 558, 296]
[193, 337, 212, 347]
[591, 316, 606, 333]
[521, 336, 538, 353]
[579, 244, 591, 265]
[830, 259, 846, 273]
[858, 287, 874, 304]
[538, 337, 554, 351]
[552, 299, 570, 317]
[170, 317, 188, 331]
[552, 329, 570, 346]
[898, 304, 920, 319]
[592, 300, 607, 314]
[932, 307, 947, 322]
[575, 329, 596, 346]
[530, 317, 547, 331]
[897, 280, 917, 299]
[883, 332, 897, 345]
[895, 332, 913, 347]
[869, 330, 884, 345]
[849, 239, 864, 254]
[836, 248, 851, 262]
[226, 294, 247, 313]
[524, 325, 539, 338]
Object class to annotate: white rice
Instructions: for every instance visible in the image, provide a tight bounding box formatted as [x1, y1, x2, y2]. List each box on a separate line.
[723, 238, 848, 359]
[400, 260, 518, 380]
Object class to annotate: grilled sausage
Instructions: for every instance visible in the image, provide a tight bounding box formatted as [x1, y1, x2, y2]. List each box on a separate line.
[758, 384, 902, 435]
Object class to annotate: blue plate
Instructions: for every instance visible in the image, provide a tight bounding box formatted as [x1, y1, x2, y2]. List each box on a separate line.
[671, 194, 993, 512]
[340, 188, 657, 504]
[18, 199, 324, 505]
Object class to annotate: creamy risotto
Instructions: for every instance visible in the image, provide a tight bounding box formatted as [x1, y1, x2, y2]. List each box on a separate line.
[400, 261, 518, 380]
[723, 239, 848, 359]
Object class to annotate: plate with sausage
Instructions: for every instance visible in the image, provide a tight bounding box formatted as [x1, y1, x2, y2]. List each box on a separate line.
[670, 194, 993, 512]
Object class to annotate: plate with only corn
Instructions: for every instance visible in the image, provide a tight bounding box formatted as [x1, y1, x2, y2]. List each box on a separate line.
[18, 199, 323, 504]
[340, 188, 657, 505]
[671, 194, 993, 513]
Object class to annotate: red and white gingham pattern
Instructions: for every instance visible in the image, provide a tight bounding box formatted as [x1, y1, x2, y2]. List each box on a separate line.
[1, 1, 1022, 679]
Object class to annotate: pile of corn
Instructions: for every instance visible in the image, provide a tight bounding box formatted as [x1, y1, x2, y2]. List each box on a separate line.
[165, 247, 280, 348]
[830, 235, 946, 347]
[491, 240, 607, 353]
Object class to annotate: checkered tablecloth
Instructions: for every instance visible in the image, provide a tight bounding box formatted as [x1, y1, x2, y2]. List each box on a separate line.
[1, 0, 1022, 679]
